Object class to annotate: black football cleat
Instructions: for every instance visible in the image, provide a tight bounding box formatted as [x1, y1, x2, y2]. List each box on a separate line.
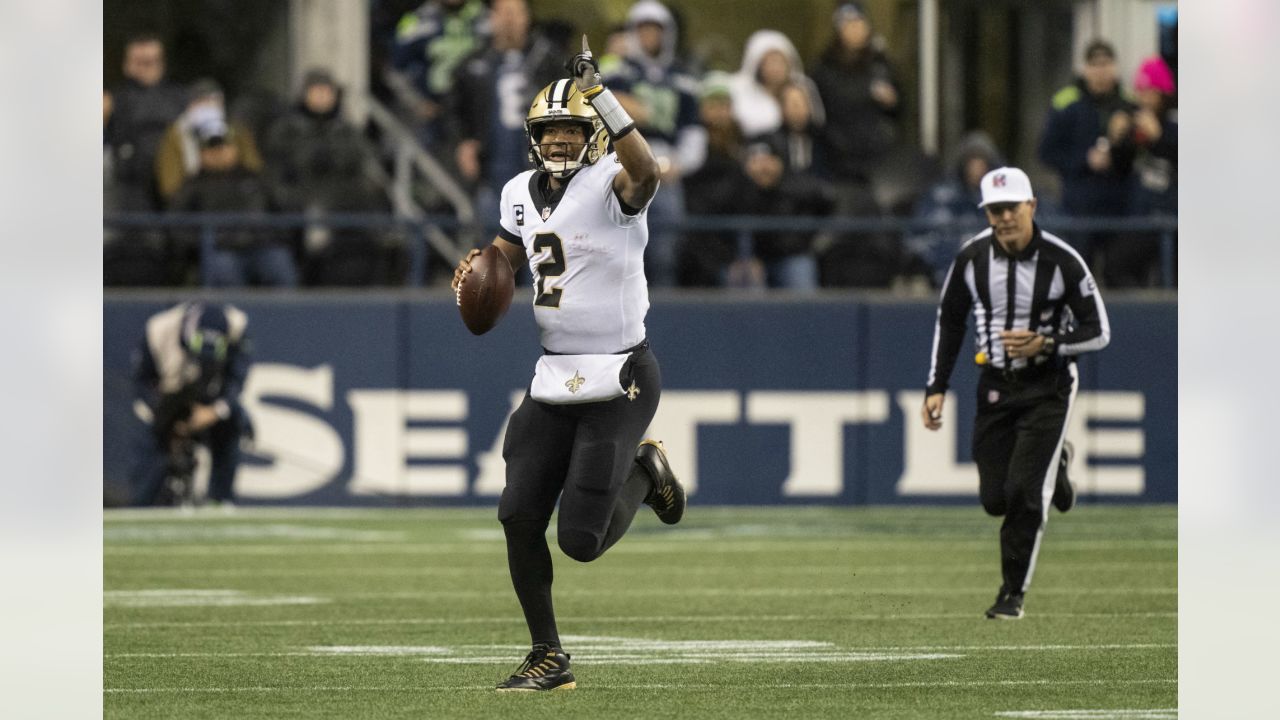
[637, 440, 685, 525]
[985, 590, 1025, 620]
[1052, 440, 1076, 513]
[495, 644, 576, 692]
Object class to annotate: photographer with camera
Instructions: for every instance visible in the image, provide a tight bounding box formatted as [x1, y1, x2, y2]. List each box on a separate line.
[129, 302, 253, 507]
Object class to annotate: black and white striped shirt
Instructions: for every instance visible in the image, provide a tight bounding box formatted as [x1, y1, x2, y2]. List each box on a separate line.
[926, 224, 1110, 394]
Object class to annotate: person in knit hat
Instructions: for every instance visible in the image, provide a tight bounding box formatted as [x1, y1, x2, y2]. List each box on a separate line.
[1126, 55, 1176, 216]
[1037, 39, 1137, 281]
[1102, 55, 1178, 286]
[811, 1, 900, 188]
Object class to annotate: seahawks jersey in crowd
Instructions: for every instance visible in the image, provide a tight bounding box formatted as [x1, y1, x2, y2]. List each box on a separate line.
[604, 57, 701, 150]
[496, 154, 654, 355]
[392, 0, 489, 102]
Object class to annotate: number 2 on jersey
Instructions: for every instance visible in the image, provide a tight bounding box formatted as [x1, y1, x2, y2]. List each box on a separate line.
[532, 233, 566, 308]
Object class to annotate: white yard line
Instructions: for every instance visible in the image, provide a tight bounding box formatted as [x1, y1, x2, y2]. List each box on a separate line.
[988, 707, 1177, 712]
[104, 589, 327, 608]
[103, 506, 1173, 520]
[104, 524, 406, 543]
[104, 560, 1174, 579]
[106, 643, 1173, 660]
[103, 539, 1178, 555]
[104, 678, 1177, 694]
[105, 611, 1177, 630]
[102, 587, 1175, 600]
[103, 508, 446, 522]
[335, 587, 1177, 598]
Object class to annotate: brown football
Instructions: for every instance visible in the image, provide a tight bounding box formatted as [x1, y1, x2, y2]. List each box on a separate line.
[457, 244, 515, 335]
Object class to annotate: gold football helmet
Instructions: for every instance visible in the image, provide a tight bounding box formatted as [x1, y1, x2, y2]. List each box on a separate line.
[525, 78, 610, 177]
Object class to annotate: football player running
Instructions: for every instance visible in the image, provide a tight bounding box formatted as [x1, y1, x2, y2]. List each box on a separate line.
[451, 36, 686, 692]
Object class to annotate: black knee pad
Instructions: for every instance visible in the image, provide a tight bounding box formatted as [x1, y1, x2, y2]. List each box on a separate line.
[981, 498, 1007, 517]
[557, 528, 603, 563]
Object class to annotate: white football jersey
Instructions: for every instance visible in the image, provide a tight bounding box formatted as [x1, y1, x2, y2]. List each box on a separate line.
[497, 153, 654, 354]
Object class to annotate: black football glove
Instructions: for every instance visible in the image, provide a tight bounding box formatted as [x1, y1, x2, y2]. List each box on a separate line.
[566, 35, 603, 97]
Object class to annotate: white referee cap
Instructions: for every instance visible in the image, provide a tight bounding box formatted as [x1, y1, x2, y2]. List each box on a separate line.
[978, 167, 1034, 207]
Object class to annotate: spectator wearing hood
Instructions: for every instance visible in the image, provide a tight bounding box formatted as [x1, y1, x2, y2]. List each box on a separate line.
[811, 2, 901, 188]
[604, 0, 707, 287]
[106, 33, 188, 211]
[728, 29, 824, 140]
[908, 131, 1004, 285]
[155, 78, 264, 204]
[264, 69, 390, 285]
[264, 68, 384, 213]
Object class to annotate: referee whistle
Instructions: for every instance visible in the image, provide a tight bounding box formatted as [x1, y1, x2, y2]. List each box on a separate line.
[975, 351, 988, 366]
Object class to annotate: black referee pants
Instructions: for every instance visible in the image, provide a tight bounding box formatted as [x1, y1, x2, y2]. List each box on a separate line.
[972, 362, 1078, 596]
[497, 347, 662, 647]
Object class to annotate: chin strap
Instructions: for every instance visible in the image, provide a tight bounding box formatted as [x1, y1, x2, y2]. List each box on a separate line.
[583, 87, 635, 140]
[543, 144, 587, 177]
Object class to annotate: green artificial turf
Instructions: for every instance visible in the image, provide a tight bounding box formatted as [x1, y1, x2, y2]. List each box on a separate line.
[104, 505, 1176, 719]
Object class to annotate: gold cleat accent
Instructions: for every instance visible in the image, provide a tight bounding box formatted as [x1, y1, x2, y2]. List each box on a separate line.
[637, 440, 685, 525]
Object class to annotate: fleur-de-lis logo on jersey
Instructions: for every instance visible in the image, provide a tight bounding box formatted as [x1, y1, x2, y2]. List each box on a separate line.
[565, 371, 586, 394]
[626, 381, 640, 401]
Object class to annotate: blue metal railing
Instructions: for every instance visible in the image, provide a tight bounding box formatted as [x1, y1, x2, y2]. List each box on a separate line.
[104, 212, 1178, 288]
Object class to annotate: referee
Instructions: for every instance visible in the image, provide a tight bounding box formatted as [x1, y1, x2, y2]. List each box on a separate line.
[921, 166, 1110, 619]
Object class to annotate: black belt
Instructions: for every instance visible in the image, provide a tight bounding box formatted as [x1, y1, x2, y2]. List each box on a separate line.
[983, 359, 1059, 382]
[543, 338, 649, 356]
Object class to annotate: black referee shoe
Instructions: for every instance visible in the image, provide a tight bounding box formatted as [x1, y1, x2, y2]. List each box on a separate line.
[495, 644, 576, 692]
[985, 590, 1025, 620]
[637, 440, 685, 525]
[1052, 441, 1076, 513]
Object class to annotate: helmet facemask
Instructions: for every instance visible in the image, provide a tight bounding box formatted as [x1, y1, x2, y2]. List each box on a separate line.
[528, 119, 600, 178]
[525, 79, 611, 178]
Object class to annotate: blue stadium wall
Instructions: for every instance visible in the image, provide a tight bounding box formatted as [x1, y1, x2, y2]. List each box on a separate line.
[103, 295, 1176, 506]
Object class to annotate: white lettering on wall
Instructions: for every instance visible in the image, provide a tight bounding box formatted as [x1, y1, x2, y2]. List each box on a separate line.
[347, 390, 469, 496]
[237, 364, 344, 498]
[746, 391, 890, 497]
[895, 390, 1146, 496]
[895, 391, 977, 495]
[645, 391, 741, 495]
[228, 364, 1149, 501]
[1067, 392, 1145, 495]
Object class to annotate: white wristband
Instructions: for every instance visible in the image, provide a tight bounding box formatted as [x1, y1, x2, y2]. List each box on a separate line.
[586, 88, 635, 139]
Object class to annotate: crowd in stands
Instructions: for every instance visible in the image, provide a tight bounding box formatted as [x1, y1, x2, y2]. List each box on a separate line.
[104, 0, 1177, 290]
[105, 35, 392, 287]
